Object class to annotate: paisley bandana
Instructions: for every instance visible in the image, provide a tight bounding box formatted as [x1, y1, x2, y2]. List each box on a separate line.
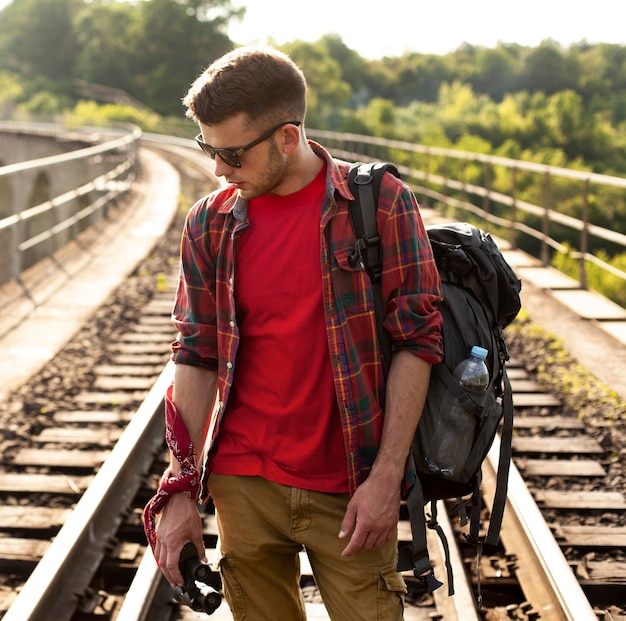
[143, 385, 200, 553]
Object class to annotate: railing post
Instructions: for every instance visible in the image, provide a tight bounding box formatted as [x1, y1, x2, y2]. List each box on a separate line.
[580, 178, 590, 289]
[422, 149, 430, 209]
[483, 163, 491, 216]
[461, 159, 467, 205]
[541, 171, 551, 266]
[14, 206, 25, 282]
[510, 167, 518, 249]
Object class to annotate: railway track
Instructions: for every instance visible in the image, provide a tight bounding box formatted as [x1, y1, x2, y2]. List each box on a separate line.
[0, 138, 624, 620]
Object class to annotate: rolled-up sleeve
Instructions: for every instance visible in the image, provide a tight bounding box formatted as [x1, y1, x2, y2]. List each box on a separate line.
[380, 180, 443, 364]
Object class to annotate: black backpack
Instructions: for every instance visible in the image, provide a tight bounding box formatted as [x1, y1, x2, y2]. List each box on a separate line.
[347, 161, 522, 597]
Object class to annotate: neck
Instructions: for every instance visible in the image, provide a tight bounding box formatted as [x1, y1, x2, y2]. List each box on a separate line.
[274, 142, 323, 196]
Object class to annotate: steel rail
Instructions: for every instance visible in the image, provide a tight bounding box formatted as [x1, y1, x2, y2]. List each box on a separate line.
[3, 362, 174, 621]
[115, 548, 163, 621]
[483, 436, 597, 621]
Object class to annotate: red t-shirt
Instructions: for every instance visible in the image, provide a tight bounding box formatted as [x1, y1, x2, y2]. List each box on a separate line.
[209, 163, 349, 493]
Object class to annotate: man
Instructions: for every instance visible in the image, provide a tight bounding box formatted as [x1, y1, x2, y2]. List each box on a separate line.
[144, 45, 443, 620]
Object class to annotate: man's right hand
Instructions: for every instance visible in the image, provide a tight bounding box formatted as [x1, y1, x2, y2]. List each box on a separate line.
[154, 492, 205, 586]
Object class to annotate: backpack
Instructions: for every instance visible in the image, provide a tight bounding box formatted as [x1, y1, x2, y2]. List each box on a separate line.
[347, 161, 522, 597]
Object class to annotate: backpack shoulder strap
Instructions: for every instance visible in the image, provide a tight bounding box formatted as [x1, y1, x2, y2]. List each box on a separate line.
[348, 162, 385, 282]
[485, 364, 514, 545]
[347, 162, 399, 371]
[398, 480, 448, 593]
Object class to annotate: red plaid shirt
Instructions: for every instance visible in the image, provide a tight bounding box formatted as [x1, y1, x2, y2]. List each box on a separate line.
[171, 142, 443, 497]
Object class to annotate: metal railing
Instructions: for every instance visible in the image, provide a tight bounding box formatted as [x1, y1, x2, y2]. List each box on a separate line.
[0, 121, 141, 285]
[3, 124, 625, 304]
[309, 130, 626, 296]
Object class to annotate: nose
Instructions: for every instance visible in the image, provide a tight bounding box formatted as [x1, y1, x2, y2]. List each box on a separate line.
[213, 156, 236, 177]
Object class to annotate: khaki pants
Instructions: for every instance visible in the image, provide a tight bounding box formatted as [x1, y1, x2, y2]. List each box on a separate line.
[208, 474, 406, 621]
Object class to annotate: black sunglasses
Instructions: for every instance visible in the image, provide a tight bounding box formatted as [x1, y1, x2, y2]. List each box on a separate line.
[195, 120, 301, 168]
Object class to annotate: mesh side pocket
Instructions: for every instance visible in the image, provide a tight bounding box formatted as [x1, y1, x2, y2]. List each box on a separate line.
[415, 374, 481, 481]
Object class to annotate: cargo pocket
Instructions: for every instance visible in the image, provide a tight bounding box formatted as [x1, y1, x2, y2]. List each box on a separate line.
[378, 565, 406, 619]
[217, 555, 245, 618]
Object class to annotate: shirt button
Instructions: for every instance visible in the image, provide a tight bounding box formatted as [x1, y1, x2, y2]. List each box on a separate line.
[226, 361, 233, 369]
[229, 320, 235, 327]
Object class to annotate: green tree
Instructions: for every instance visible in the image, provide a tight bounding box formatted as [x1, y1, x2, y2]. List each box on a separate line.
[127, 0, 241, 115]
[73, 1, 138, 96]
[0, 71, 23, 114]
[518, 40, 580, 94]
[359, 98, 397, 137]
[0, 0, 82, 82]
[470, 45, 518, 101]
[380, 53, 450, 105]
[317, 34, 370, 106]
[573, 43, 626, 126]
[280, 40, 352, 129]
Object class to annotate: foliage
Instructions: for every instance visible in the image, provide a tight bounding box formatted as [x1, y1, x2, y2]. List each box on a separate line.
[0, 0, 82, 81]
[0, 71, 23, 109]
[551, 244, 626, 308]
[1, 0, 626, 277]
[280, 40, 352, 130]
[507, 316, 626, 423]
[1, 0, 624, 165]
[0, 0, 242, 116]
[66, 100, 162, 132]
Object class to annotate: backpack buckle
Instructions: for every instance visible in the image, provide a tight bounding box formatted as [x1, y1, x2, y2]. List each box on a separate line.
[416, 568, 444, 593]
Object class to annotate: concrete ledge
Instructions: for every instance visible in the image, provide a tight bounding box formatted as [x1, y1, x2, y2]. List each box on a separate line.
[549, 289, 626, 321]
[515, 266, 580, 290]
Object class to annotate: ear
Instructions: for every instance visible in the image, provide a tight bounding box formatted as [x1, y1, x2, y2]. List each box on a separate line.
[280, 123, 301, 155]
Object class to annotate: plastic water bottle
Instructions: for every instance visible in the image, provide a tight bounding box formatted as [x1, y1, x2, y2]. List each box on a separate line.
[424, 346, 489, 477]
[453, 345, 489, 391]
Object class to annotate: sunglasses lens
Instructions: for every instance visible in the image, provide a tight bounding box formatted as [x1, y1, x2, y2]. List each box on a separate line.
[196, 136, 215, 159]
[218, 152, 241, 168]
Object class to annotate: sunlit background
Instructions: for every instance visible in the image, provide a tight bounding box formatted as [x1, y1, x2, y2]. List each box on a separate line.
[1, 0, 626, 58]
[227, 0, 626, 58]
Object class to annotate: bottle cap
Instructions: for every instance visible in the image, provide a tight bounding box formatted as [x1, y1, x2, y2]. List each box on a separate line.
[471, 345, 488, 359]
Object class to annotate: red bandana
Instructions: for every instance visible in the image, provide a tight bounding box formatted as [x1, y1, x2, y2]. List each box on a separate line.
[143, 385, 200, 553]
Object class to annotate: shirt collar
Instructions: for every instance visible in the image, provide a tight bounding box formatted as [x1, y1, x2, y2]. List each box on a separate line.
[309, 140, 354, 203]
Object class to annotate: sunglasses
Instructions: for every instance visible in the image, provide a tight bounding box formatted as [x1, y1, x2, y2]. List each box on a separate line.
[195, 120, 301, 168]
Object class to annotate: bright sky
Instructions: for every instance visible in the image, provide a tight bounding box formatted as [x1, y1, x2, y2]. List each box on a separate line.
[0, 0, 624, 59]
[229, 0, 626, 58]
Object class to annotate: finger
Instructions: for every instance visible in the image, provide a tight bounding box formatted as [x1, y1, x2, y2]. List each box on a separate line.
[339, 504, 357, 540]
[164, 548, 185, 587]
[361, 528, 385, 551]
[344, 522, 395, 556]
[369, 529, 391, 550]
[341, 523, 367, 557]
[159, 547, 174, 586]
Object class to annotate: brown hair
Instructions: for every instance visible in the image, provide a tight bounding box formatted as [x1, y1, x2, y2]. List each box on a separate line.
[183, 46, 307, 128]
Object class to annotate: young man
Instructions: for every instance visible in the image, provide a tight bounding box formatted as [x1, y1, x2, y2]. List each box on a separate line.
[144, 46, 443, 620]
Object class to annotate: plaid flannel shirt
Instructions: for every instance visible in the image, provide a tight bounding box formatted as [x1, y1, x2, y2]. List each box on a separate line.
[171, 141, 443, 498]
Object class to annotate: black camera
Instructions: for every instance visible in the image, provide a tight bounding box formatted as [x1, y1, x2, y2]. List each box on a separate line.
[173, 542, 222, 615]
